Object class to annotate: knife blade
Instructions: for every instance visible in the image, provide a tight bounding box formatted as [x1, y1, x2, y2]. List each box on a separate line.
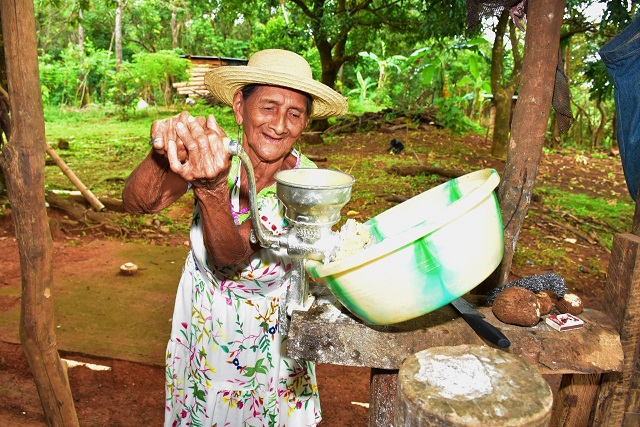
[450, 297, 511, 348]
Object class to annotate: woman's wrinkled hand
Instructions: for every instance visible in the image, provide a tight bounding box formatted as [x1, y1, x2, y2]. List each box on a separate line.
[150, 111, 194, 161]
[149, 111, 230, 187]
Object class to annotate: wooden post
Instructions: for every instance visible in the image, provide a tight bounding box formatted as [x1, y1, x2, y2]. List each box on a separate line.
[0, 1, 79, 426]
[591, 232, 640, 426]
[370, 368, 398, 427]
[477, 0, 567, 293]
[550, 373, 601, 427]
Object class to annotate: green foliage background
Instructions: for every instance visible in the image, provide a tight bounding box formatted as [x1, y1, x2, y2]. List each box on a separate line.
[28, 0, 639, 150]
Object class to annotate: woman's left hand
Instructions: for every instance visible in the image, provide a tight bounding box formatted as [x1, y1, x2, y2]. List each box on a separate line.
[166, 113, 230, 188]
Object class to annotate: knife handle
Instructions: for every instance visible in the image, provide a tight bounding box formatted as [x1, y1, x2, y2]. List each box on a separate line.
[461, 313, 511, 348]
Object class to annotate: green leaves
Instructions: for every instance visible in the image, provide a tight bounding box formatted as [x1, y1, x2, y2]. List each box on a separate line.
[348, 71, 376, 102]
[107, 50, 189, 118]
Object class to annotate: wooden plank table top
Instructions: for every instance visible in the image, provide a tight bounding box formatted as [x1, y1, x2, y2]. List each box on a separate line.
[286, 284, 623, 375]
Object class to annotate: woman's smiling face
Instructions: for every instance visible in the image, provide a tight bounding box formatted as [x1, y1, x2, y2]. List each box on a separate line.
[233, 85, 311, 164]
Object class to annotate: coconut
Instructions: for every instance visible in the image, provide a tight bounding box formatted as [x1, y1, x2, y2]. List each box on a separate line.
[492, 286, 541, 327]
[556, 293, 584, 315]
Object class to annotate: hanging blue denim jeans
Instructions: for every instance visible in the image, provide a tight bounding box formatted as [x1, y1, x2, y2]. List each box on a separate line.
[599, 16, 640, 200]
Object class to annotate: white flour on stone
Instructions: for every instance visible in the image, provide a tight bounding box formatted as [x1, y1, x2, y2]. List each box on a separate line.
[415, 353, 494, 400]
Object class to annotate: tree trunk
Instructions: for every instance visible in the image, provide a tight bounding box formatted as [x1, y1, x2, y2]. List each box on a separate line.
[490, 10, 521, 160]
[611, 109, 618, 152]
[115, 1, 123, 72]
[0, 86, 9, 192]
[491, 87, 512, 159]
[312, 41, 344, 132]
[78, 9, 90, 107]
[549, 109, 560, 149]
[594, 96, 606, 149]
[0, 0, 79, 425]
[170, 7, 179, 50]
[0, 85, 10, 143]
[483, 0, 567, 291]
[548, 49, 566, 146]
[309, 61, 342, 132]
[77, 9, 85, 59]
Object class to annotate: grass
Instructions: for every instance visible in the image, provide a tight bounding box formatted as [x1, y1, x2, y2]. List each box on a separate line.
[509, 182, 633, 274]
[534, 186, 634, 249]
[43, 103, 237, 197]
[513, 244, 569, 270]
[323, 145, 446, 219]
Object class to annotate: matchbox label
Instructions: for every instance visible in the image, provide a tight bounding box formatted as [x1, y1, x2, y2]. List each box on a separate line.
[545, 313, 585, 331]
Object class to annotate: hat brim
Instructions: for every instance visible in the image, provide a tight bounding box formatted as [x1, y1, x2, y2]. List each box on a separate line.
[204, 66, 348, 120]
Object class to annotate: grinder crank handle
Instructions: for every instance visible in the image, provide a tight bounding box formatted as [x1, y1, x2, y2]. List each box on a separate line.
[225, 138, 283, 249]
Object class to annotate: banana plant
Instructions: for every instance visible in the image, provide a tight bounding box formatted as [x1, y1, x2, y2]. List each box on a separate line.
[348, 70, 377, 102]
[359, 41, 406, 100]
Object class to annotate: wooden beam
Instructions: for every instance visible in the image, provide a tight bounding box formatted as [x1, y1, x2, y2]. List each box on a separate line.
[550, 373, 600, 427]
[287, 287, 623, 375]
[369, 369, 397, 427]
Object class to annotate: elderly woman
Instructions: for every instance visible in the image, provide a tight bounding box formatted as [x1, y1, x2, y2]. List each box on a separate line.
[122, 49, 347, 427]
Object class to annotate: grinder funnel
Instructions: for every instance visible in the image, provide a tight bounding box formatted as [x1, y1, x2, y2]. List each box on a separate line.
[274, 169, 355, 228]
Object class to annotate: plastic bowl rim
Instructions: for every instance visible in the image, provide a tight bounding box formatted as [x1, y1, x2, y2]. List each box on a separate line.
[310, 168, 501, 278]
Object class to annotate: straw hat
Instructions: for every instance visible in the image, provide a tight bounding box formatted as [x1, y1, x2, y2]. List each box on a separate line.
[204, 49, 348, 119]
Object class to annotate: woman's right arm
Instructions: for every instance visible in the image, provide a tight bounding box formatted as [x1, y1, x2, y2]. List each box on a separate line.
[123, 111, 201, 214]
[122, 149, 189, 214]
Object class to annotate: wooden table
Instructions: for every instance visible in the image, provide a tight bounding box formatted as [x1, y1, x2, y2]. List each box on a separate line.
[286, 284, 624, 426]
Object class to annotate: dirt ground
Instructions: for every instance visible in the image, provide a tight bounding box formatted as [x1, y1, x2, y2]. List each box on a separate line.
[0, 124, 632, 426]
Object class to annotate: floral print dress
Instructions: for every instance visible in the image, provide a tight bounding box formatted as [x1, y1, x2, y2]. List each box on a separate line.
[165, 151, 321, 427]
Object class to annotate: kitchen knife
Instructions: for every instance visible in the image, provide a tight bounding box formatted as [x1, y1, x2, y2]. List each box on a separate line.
[450, 297, 511, 348]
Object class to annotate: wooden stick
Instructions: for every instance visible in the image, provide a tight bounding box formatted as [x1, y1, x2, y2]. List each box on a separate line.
[45, 144, 105, 211]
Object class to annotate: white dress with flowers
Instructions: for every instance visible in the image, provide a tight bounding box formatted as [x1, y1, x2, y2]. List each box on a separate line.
[164, 151, 321, 427]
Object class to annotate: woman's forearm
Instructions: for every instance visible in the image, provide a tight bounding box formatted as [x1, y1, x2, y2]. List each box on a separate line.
[194, 185, 256, 267]
[122, 150, 188, 214]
